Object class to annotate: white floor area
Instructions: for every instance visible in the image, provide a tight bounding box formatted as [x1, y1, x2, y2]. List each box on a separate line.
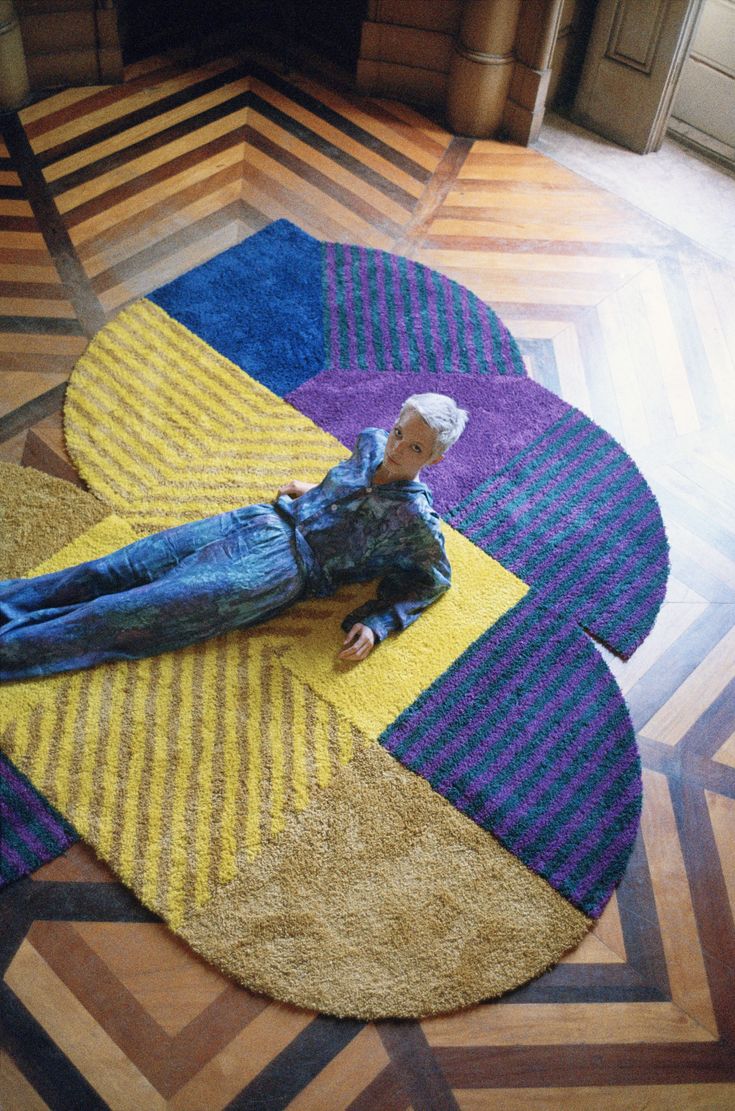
[535, 111, 735, 266]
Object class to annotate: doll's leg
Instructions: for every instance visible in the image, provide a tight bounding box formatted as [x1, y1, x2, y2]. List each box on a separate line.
[0, 506, 261, 629]
[0, 508, 305, 681]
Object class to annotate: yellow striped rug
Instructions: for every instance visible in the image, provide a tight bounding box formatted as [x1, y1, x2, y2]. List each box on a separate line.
[0, 302, 591, 1017]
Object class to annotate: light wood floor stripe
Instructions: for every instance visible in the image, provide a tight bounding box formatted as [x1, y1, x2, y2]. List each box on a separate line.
[640, 769, 718, 1034]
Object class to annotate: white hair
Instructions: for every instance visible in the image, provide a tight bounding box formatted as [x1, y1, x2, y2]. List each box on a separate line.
[399, 393, 469, 458]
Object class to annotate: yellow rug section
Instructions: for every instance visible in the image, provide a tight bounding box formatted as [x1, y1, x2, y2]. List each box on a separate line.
[64, 299, 350, 532]
[282, 534, 526, 737]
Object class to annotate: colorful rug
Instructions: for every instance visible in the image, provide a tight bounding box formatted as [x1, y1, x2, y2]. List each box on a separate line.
[0, 220, 669, 1017]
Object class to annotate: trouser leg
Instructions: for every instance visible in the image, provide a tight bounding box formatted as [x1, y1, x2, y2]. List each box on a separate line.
[0, 507, 261, 629]
[0, 508, 306, 681]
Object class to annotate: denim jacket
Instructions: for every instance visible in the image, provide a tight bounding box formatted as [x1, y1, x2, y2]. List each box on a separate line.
[274, 428, 451, 641]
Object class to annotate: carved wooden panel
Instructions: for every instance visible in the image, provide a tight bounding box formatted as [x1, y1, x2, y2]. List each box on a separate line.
[574, 0, 705, 152]
[605, 0, 669, 73]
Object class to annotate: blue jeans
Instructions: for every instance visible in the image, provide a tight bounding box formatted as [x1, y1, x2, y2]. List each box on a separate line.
[0, 505, 306, 681]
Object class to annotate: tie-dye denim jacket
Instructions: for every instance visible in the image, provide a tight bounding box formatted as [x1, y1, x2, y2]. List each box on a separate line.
[275, 428, 451, 641]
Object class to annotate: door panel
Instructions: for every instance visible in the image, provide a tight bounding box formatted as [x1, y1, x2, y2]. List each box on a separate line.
[573, 0, 705, 153]
[669, 0, 735, 166]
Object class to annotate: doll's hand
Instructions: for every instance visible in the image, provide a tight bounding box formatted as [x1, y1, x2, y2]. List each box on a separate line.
[277, 480, 317, 499]
[338, 623, 375, 662]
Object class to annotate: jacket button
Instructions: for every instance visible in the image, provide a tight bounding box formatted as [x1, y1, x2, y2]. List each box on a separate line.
[330, 503, 337, 511]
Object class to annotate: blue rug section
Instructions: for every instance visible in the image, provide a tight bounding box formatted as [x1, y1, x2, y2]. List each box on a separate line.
[149, 220, 326, 396]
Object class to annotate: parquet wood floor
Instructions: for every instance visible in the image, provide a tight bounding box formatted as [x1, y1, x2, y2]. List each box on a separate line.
[1, 50, 734, 1110]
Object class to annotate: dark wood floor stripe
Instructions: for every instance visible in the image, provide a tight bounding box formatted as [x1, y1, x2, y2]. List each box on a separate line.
[1, 988, 109, 1111]
[249, 92, 418, 210]
[670, 776, 735, 1042]
[47, 90, 252, 198]
[348, 1066, 412, 1111]
[37, 63, 249, 168]
[571, 308, 628, 441]
[0, 183, 25, 200]
[0, 352, 78, 374]
[615, 837, 672, 997]
[0, 316, 83, 335]
[659, 256, 723, 429]
[0, 214, 36, 232]
[247, 60, 433, 183]
[395, 137, 473, 247]
[434, 1043, 735, 1086]
[0, 114, 105, 335]
[0, 381, 67, 443]
[378, 1022, 461, 1111]
[507, 961, 663, 1005]
[680, 678, 735, 761]
[242, 124, 405, 238]
[230, 1016, 365, 1110]
[0, 281, 71, 300]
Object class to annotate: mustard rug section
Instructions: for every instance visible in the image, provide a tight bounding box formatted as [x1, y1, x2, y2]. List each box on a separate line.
[181, 743, 591, 1020]
[63, 299, 349, 533]
[0, 497, 371, 931]
[0, 462, 109, 579]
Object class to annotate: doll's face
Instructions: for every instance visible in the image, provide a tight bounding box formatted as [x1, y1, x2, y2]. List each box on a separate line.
[382, 409, 443, 482]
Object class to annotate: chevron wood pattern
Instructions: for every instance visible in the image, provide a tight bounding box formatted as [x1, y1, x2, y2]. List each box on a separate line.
[1, 46, 734, 1109]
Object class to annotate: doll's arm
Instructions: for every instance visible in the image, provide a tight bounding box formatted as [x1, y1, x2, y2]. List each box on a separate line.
[277, 480, 318, 498]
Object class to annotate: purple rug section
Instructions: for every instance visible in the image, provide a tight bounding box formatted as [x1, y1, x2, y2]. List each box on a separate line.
[381, 591, 642, 919]
[286, 369, 568, 514]
[0, 751, 77, 887]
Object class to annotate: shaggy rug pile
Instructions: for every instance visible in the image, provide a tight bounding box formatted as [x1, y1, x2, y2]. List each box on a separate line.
[0, 220, 669, 1017]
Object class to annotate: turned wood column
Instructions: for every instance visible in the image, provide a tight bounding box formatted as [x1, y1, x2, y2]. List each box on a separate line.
[446, 0, 522, 136]
[503, 0, 565, 144]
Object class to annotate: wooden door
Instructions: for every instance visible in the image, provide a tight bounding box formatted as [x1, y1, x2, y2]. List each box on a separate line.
[572, 0, 705, 153]
[669, 0, 735, 168]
